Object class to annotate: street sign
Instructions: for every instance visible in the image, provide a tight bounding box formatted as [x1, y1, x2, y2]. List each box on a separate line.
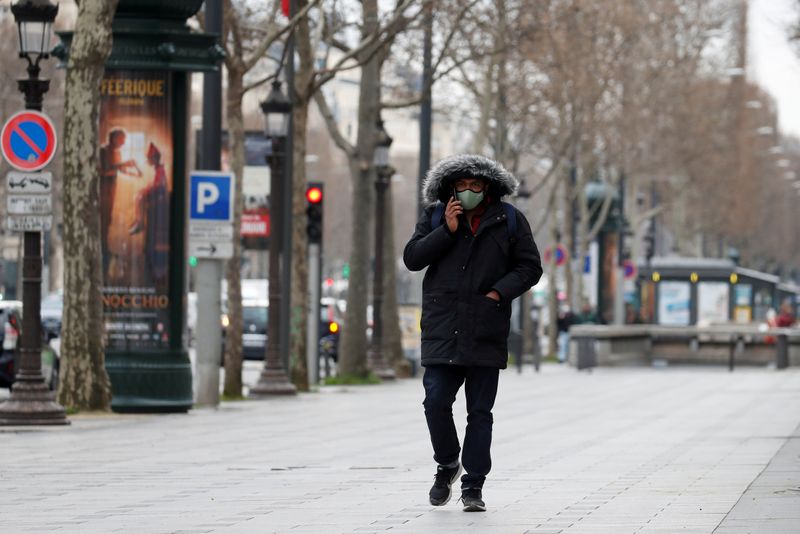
[623, 259, 637, 280]
[544, 244, 568, 266]
[189, 223, 234, 241]
[241, 212, 270, 237]
[7, 195, 52, 215]
[6, 215, 52, 232]
[189, 171, 235, 260]
[1, 111, 58, 172]
[189, 172, 234, 223]
[5, 171, 53, 194]
[188, 241, 234, 259]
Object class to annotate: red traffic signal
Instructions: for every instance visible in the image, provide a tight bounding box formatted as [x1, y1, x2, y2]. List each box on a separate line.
[306, 186, 323, 203]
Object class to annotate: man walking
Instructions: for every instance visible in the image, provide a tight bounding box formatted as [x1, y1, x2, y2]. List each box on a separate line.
[403, 154, 543, 512]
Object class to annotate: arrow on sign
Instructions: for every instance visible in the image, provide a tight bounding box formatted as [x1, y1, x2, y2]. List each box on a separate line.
[196, 243, 218, 255]
[8, 175, 50, 190]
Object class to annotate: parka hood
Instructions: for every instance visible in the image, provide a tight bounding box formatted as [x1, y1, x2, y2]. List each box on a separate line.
[422, 154, 519, 206]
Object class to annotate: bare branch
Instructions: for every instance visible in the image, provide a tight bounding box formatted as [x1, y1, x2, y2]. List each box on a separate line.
[242, 0, 322, 72]
[313, 90, 356, 157]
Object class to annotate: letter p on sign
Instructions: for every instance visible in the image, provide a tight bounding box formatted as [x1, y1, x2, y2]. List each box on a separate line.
[189, 172, 234, 222]
[197, 183, 220, 214]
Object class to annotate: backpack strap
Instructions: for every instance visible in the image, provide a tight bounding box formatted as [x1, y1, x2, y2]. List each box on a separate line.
[431, 202, 446, 230]
[501, 202, 517, 243]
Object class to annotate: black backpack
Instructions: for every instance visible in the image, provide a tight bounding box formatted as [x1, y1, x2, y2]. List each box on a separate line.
[430, 201, 518, 243]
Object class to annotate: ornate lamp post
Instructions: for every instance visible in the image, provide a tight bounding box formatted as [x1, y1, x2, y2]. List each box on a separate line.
[250, 81, 296, 396]
[368, 119, 396, 381]
[0, 0, 68, 426]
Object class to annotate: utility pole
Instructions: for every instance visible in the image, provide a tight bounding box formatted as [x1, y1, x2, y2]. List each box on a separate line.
[417, 1, 433, 219]
[280, 0, 296, 372]
[194, 0, 224, 407]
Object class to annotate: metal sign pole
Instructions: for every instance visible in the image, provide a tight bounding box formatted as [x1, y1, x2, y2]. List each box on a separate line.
[306, 242, 321, 385]
[0, 66, 67, 425]
[194, 0, 224, 408]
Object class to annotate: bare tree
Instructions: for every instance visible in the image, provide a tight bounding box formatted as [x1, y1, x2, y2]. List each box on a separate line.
[217, 0, 318, 396]
[312, 0, 425, 379]
[58, 0, 119, 410]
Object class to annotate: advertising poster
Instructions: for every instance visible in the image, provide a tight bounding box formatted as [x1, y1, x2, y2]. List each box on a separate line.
[658, 281, 691, 326]
[734, 284, 752, 324]
[99, 71, 173, 350]
[698, 282, 729, 324]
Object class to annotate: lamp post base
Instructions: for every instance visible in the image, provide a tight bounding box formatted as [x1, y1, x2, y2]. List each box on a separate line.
[367, 349, 396, 381]
[0, 375, 69, 426]
[249, 368, 297, 396]
[375, 367, 397, 381]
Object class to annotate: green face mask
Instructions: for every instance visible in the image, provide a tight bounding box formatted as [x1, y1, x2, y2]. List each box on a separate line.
[456, 189, 485, 210]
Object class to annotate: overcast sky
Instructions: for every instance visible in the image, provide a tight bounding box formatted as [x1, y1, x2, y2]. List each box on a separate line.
[750, 0, 800, 138]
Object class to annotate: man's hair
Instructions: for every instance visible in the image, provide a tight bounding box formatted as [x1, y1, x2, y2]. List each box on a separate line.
[109, 128, 125, 144]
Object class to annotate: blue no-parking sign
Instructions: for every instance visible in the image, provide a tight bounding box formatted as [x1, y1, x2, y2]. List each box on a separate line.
[189, 171, 234, 223]
[1, 110, 58, 172]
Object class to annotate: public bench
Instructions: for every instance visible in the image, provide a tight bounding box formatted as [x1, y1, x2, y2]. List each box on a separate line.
[568, 325, 800, 370]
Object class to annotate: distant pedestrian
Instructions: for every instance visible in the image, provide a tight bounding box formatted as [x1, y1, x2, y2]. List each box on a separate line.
[556, 304, 574, 363]
[403, 154, 543, 512]
[624, 303, 644, 325]
[573, 301, 599, 325]
[776, 301, 796, 328]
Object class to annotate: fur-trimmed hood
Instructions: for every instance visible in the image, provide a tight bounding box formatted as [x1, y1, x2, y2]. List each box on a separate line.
[422, 154, 519, 206]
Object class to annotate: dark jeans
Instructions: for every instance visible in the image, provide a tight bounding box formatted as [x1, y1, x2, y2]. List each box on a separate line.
[422, 364, 499, 489]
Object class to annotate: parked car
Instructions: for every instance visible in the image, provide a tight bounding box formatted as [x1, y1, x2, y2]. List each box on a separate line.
[241, 299, 268, 360]
[0, 300, 22, 389]
[41, 291, 63, 340]
[319, 297, 344, 362]
[0, 300, 60, 391]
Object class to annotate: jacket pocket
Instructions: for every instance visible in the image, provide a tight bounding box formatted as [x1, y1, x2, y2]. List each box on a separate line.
[472, 294, 511, 342]
[421, 291, 457, 341]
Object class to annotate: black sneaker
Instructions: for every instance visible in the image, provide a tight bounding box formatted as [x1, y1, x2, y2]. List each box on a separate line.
[429, 462, 462, 506]
[460, 488, 486, 512]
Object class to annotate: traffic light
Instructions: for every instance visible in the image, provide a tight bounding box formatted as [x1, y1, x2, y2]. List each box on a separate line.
[306, 182, 323, 244]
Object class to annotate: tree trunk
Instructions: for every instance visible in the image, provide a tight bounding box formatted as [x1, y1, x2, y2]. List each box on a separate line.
[48, 228, 63, 293]
[289, 0, 315, 391]
[338, 159, 373, 378]
[381, 185, 409, 376]
[223, 69, 245, 398]
[58, 0, 119, 411]
[546, 222, 560, 359]
[288, 102, 309, 391]
[338, 0, 381, 379]
[564, 167, 576, 307]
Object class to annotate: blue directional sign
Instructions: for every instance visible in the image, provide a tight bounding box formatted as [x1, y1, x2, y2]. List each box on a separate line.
[189, 171, 234, 222]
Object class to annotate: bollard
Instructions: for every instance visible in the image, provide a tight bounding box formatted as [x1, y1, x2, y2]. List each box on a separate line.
[776, 334, 789, 370]
[576, 337, 597, 370]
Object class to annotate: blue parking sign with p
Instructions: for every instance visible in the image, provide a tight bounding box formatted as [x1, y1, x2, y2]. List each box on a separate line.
[190, 172, 234, 222]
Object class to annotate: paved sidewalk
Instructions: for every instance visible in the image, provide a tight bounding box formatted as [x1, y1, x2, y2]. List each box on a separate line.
[2, 365, 800, 534]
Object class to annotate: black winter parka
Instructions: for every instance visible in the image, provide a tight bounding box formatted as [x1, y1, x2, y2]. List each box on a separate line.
[403, 155, 543, 369]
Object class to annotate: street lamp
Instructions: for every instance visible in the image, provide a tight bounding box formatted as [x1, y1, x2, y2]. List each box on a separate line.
[11, 0, 57, 110]
[250, 81, 296, 396]
[0, 0, 67, 426]
[367, 119, 396, 381]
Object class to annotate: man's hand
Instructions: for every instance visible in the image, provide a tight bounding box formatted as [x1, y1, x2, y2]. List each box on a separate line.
[445, 196, 462, 233]
[485, 290, 501, 302]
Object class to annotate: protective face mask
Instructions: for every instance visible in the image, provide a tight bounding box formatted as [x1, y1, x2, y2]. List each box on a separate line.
[456, 190, 484, 210]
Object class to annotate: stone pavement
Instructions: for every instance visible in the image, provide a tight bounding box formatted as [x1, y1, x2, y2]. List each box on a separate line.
[2, 364, 800, 534]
